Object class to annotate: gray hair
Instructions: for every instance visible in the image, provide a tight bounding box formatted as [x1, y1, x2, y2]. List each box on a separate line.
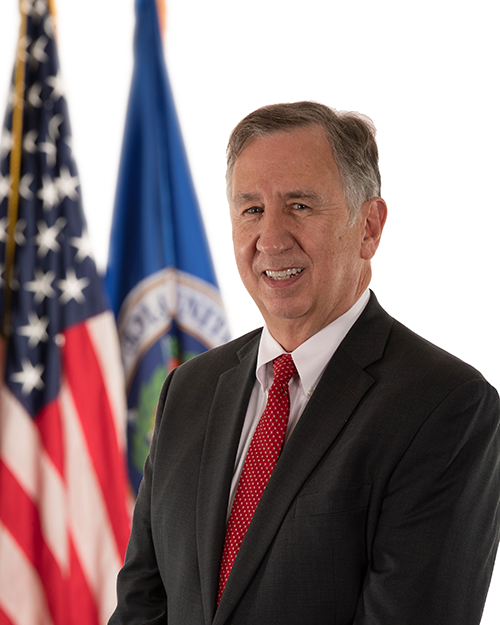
[226, 101, 381, 222]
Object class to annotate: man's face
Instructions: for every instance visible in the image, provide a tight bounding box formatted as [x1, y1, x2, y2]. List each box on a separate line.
[229, 124, 385, 349]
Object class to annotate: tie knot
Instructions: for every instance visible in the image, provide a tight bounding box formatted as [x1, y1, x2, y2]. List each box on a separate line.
[272, 353, 297, 384]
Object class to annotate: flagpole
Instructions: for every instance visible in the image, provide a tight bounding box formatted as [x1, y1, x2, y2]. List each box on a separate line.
[1, 1, 28, 339]
[47, 0, 57, 18]
[155, 0, 167, 36]
[47, 0, 59, 42]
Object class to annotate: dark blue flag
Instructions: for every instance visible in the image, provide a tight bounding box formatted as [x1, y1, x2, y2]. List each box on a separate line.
[106, 0, 230, 493]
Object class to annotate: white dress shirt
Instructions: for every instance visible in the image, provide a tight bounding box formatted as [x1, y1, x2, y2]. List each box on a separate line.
[227, 289, 371, 515]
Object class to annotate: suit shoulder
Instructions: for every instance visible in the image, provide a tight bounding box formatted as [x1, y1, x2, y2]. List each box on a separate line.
[354, 294, 494, 395]
[348, 293, 492, 390]
[388, 317, 490, 388]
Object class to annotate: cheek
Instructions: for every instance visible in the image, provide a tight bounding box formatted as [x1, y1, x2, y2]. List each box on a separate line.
[311, 236, 362, 283]
[232, 236, 255, 278]
[333, 227, 362, 259]
[232, 224, 257, 253]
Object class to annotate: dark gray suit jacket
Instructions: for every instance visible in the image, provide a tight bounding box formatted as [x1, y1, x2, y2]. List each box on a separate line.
[109, 293, 500, 624]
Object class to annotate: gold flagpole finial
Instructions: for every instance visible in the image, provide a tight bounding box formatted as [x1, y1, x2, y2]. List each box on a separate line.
[2, 1, 29, 337]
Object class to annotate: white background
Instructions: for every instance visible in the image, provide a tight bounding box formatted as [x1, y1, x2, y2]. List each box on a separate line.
[1, 1, 499, 620]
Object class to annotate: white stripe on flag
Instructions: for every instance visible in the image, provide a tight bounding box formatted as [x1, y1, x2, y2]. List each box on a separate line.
[59, 378, 122, 624]
[0, 384, 68, 572]
[0, 521, 55, 625]
[86, 312, 128, 453]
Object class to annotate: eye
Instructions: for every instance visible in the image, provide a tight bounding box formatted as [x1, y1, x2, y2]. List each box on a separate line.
[244, 206, 264, 215]
[292, 203, 309, 211]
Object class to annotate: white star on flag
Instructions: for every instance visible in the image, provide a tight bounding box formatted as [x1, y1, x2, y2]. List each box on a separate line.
[34, 217, 66, 258]
[23, 129, 38, 153]
[54, 333, 65, 347]
[10, 358, 45, 396]
[0, 173, 10, 201]
[14, 219, 27, 246]
[19, 173, 34, 199]
[0, 216, 24, 245]
[57, 268, 90, 304]
[27, 82, 42, 108]
[64, 134, 74, 153]
[39, 137, 57, 167]
[37, 174, 59, 210]
[24, 267, 56, 303]
[33, 0, 47, 21]
[30, 37, 49, 67]
[56, 166, 79, 201]
[21, 0, 43, 19]
[17, 311, 50, 348]
[0, 129, 12, 157]
[46, 74, 64, 102]
[70, 230, 93, 262]
[48, 114, 63, 141]
[44, 14, 55, 39]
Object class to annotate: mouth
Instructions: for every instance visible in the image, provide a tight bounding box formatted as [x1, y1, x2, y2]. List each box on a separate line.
[264, 268, 304, 281]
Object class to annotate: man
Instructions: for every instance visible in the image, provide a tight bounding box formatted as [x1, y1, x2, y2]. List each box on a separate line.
[109, 102, 500, 624]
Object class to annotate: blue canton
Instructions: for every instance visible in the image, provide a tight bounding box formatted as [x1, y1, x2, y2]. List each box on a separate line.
[0, 0, 106, 418]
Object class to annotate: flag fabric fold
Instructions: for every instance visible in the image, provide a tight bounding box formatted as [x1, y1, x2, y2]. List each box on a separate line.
[106, 0, 230, 493]
[0, 1, 130, 623]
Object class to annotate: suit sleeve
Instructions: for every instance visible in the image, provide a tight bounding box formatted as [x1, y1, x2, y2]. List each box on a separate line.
[108, 373, 173, 625]
[354, 378, 500, 625]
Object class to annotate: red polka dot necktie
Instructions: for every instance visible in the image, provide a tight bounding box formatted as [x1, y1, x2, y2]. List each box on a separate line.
[217, 353, 298, 604]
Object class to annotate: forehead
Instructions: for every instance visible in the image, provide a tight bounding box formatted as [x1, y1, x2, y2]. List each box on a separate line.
[231, 125, 341, 197]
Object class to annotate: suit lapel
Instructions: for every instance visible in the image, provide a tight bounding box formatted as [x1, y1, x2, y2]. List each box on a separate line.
[196, 335, 260, 625]
[214, 293, 393, 624]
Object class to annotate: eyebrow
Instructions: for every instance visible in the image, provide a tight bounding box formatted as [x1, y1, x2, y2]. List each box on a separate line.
[232, 189, 323, 205]
[232, 192, 262, 206]
[282, 190, 322, 202]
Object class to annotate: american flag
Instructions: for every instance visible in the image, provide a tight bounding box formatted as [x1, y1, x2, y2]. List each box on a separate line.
[0, 2, 131, 624]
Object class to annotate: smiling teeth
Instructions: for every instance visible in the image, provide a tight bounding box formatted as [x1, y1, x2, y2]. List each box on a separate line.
[265, 268, 304, 280]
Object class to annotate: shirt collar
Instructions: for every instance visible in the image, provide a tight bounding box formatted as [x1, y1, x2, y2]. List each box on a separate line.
[256, 289, 371, 394]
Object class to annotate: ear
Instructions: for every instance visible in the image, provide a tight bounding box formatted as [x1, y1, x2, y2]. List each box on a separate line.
[360, 198, 387, 260]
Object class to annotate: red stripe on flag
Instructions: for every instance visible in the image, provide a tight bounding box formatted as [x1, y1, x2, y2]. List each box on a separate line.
[67, 539, 100, 625]
[61, 321, 130, 557]
[0, 606, 15, 625]
[36, 399, 65, 479]
[0, 461, 68, 625]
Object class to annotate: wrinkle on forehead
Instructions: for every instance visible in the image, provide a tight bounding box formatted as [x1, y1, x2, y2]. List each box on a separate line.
[232, 189, 328, 207]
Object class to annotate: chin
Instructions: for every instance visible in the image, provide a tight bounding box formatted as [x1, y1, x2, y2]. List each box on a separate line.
[261, 302, 309, 323]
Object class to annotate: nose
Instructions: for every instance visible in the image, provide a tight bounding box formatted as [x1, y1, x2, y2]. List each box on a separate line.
[256, 207, 295, 255]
